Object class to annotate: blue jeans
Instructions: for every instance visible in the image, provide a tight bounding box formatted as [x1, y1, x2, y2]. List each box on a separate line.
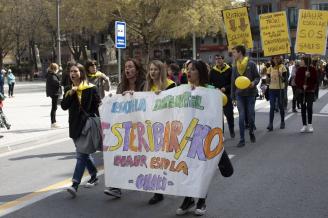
[72, 152, 97, 184]
[269, 89, 285, 124]
[236, 96, 256, 142]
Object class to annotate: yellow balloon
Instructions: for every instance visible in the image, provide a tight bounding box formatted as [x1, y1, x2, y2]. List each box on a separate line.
[222, 93, 228, 106]
[235, 76, 251, 89]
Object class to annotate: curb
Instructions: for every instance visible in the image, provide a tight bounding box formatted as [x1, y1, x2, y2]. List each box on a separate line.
[0, 128, 69, 154]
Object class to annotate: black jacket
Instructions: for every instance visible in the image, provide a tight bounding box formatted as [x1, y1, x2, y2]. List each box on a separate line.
[209, 64, 232, 96]
[61, 86, 101, 139]
[46, 72, 61, 97]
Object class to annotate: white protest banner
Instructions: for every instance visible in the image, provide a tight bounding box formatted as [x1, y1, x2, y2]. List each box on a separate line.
[100, 85, 224, 198]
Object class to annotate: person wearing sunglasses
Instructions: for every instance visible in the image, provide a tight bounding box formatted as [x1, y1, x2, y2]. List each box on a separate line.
[85, 60, 110, 99]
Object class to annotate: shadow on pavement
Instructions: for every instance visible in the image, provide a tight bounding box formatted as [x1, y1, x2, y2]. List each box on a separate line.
[7, 129, 50, 134]
[9, 152, 76, 161]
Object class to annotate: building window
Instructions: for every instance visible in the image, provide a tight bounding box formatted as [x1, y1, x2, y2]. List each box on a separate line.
[213, 37, 217, 44]
[287, 7, 298, 28]
[201, 39, 205, 44]
[257, 4, 272, 15]
[312, 3, 328, 11]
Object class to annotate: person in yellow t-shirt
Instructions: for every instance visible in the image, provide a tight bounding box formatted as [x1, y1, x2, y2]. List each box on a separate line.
[144, 60, 176, 205]
[144, 60, 176, 92]
[266, 56, 287, 131]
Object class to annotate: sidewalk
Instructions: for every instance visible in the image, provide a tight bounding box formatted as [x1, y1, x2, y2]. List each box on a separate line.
[0, 81, 117, 153]
[0, 83, 69, 153]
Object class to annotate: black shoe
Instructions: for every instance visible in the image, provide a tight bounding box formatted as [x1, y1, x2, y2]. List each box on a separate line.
[148, 193, 163, 205]
[237, 141, 245, 147]
[280, 122, 285, 129]
[176, 197, 195, 215]
[230, 130, 235, 139]
[104, 187, 122, 198]
[195, 199, 206, 216]
[67, 183, 78, 198]
[267, 123, 273, 131]
[292, 109, 297, 113]
[250, 134, 256, 143]
[85, 176, 99, 188]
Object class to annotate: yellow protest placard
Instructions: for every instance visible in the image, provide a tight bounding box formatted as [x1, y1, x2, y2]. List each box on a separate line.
[222, 7, 253, 49]
[260, 11, 290, 56]
[295, 9, 328, 55]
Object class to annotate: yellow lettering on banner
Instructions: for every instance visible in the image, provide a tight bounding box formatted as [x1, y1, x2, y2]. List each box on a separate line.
[223, 7, 253, 49]
[295, 9, 328, 55]
[259, 11, 291, 56]
[174, 118, 198, 160]
[109, 123, 123, 151]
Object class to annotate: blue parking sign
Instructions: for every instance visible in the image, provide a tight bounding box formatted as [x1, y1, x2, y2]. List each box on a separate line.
[115, 21, 126, 49]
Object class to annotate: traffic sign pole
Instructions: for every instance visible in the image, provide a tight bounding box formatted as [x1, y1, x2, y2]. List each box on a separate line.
[118, 49, 121, 83]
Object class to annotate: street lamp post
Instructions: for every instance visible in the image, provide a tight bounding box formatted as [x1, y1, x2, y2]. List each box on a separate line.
[56, 0, 62, 70]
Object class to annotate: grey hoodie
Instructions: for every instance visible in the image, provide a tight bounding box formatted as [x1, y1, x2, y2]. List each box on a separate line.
[231, 59, 260, 100]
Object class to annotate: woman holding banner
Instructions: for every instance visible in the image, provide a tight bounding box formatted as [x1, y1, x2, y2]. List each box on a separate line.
[61, 63, 101, 198]
[104, 58, 146, 198]
[175, 60, 233, 216]
[266, 56, 287, 131]
[144, 60, 176, 205]
[295, 56, 317, 133]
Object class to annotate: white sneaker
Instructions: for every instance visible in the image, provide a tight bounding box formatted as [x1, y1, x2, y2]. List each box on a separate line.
[300, 125, 308, 133]
[51, 123, 60, 128]
[307, 124, 314, 133]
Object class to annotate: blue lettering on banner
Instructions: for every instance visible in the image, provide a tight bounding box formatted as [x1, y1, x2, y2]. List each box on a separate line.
[111, 98, 147, 114]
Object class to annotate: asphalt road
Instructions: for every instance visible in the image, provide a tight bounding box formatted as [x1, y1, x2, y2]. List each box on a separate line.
[1, 85, 328, 218]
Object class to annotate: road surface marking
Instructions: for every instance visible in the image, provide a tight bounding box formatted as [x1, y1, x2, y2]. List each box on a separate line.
[0, 138, 71, 158]
[319, 103, 328, 114]
[0, 167, 104, 217]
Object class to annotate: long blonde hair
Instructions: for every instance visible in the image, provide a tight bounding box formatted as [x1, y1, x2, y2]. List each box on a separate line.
[144, 60, 167, 91]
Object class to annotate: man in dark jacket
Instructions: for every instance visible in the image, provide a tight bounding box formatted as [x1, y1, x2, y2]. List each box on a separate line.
[231, 45, 260, 147]
[209, 55, 235, 138]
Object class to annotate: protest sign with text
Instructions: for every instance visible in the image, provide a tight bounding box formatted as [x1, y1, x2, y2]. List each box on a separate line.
[295, 9, 328, 55]
[223, 7, 253, 49]
[260, 11, 290, 56]
[100, 85, 224, 198]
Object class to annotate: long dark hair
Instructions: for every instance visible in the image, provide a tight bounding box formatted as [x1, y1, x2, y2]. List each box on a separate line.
[191, 60, 209, 87]
[70, 63, 87, 83]
[301, 56, 312, 67]
[85, 59, 97, 73]
[121, 58, 146, 92]
[271, 55, 283, 67]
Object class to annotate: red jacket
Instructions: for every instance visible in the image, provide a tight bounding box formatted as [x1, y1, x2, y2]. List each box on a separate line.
[295, 66, 317, 92]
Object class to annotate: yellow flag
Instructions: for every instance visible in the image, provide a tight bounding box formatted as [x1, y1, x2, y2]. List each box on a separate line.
[260, 11, 290, 57]
[295, 9, 328, 55]
[222, 7, 253, 49]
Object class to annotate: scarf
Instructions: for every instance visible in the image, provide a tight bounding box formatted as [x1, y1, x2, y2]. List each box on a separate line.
[236, 57, 249, 75]
[65, 81, 95, 103]
[150, 79, 175, 92]
[87, 71, 103, 78]
[213, 64, 230, 74]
